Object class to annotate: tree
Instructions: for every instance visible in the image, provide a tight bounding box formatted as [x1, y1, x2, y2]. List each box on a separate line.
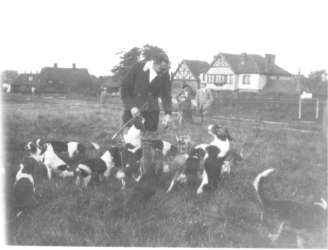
[111, 47, 141, 82]
[1, 70, 18, 84]
[307, 70, 327, 97]
[111, 44, 168, 82]
[141, 44, 167, 61]
[308, 70, 327, 83]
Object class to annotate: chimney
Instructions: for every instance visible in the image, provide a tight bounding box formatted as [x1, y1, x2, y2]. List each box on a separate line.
[72, 63, 76, 69]
[54, 63, 58, 68]
[265, 54, 275, 73]
[241, 53, 247, 65]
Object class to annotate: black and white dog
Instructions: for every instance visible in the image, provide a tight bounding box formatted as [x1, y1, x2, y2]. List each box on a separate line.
[123, 115, 144, 153]
[165, 146, 206, 193]
[204, 124, 242, 175]
[196, 145, 224, 194]
[75, 147, 126, 188]
[152, 139, 179, 158]
[253, 168, 327, 248]
[33, 138, 100, 160]
[14, 157, 38, 217]
[40, 143, 75, 179]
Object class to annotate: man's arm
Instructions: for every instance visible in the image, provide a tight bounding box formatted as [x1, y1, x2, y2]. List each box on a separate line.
[120, 63, 138, 110]
[160, 73, 172, 114]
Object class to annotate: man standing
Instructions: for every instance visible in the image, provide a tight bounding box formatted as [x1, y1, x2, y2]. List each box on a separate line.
[120, 53, 172, 132]
[176, 83, 194, 124]
[196, 82, 214, 124]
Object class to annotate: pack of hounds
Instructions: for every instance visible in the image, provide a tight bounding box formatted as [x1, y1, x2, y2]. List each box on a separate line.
[13, 121, 327, 248]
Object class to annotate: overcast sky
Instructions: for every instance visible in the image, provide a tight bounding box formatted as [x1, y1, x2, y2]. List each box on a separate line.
[0, 0, 327, 77]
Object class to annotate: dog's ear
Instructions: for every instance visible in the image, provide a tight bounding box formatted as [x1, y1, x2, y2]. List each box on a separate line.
[36, 138, 42, 147]
[225, 128, 234, 141]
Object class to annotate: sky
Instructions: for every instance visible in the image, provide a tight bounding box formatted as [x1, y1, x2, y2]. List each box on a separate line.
[0, 0, 327, 77]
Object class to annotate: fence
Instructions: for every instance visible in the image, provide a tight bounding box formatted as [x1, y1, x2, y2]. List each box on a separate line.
[211, 92, 326, 122]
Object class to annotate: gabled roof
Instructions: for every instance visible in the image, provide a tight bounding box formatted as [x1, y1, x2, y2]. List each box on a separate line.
[211, 53, 291, 77]
[173, 60, 210, 81]
[39, 66, 91, 84]
[262, 78, 299, 95]
[183, 60, 210, 78]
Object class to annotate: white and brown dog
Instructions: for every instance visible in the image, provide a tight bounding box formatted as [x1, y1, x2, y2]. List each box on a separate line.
[37, 142, 75, 180]
[75, 147, 126, 188]
[253, 168, 327, 248]
[14, 157, 38, 217]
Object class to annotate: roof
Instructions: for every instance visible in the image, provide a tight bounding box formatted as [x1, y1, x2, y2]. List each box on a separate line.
[262, 78, 299, 95]
[212, 53, 291, 76]
[183, 60, 210, 78]
[173, 60, 210, 81]
[39, 66, 91, 84]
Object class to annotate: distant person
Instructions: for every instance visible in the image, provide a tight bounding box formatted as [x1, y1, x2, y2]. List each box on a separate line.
[99, 87, 108, 104]
[196, 82, 214, 124]
[176, 83, 194, 124]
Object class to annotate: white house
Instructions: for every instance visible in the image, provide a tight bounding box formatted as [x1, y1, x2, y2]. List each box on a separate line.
[201, 53, 292, 92]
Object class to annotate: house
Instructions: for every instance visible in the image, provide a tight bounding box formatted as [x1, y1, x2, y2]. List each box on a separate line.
[172, 59, 210, 92]
[39, 63, 93, 93]
[203, 53, 292, 93]
[10, 73, 41, 93]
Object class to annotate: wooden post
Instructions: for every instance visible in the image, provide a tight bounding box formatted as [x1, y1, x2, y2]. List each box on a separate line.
[315, 98, 319, 120]
[298, 98, 302, 119]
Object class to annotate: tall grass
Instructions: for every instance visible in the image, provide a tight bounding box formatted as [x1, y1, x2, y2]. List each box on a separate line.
[4, 94, 327, 247]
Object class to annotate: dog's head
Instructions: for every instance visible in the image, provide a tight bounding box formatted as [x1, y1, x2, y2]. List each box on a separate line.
[24, 140, 38, 154]
[20, 157, 38, 175]
[24, 139, 44, 161]
[205, 145, 220, 159]
[208, 124, 233, 141]
[189, 147, 206, 160]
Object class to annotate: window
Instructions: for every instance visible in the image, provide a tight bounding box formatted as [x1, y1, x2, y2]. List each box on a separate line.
[227, 75, 233, 84]
[242, 75, 250, 85]
[208, 74, 215, 83]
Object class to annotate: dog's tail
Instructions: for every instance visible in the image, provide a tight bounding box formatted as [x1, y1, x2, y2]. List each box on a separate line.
[253, 168, 275, 207]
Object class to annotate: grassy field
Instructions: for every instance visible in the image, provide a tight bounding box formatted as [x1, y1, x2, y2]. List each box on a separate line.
[3, 93, 327, 247]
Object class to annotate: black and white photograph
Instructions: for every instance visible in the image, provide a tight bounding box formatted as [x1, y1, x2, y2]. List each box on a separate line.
[0, 0, 327, 248]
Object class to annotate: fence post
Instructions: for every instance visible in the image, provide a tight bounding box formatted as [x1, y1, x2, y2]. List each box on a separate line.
[315, 98, 320, 120]
[298, 98, 302, 119]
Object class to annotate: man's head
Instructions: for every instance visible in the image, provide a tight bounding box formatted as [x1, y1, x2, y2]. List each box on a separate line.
[200, 82, 206, 89]
[153, 54, 170, 75]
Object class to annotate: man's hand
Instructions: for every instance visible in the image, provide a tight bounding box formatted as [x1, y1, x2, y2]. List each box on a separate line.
[162, 114, 171, 128]
[131, 107, 140, 117]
